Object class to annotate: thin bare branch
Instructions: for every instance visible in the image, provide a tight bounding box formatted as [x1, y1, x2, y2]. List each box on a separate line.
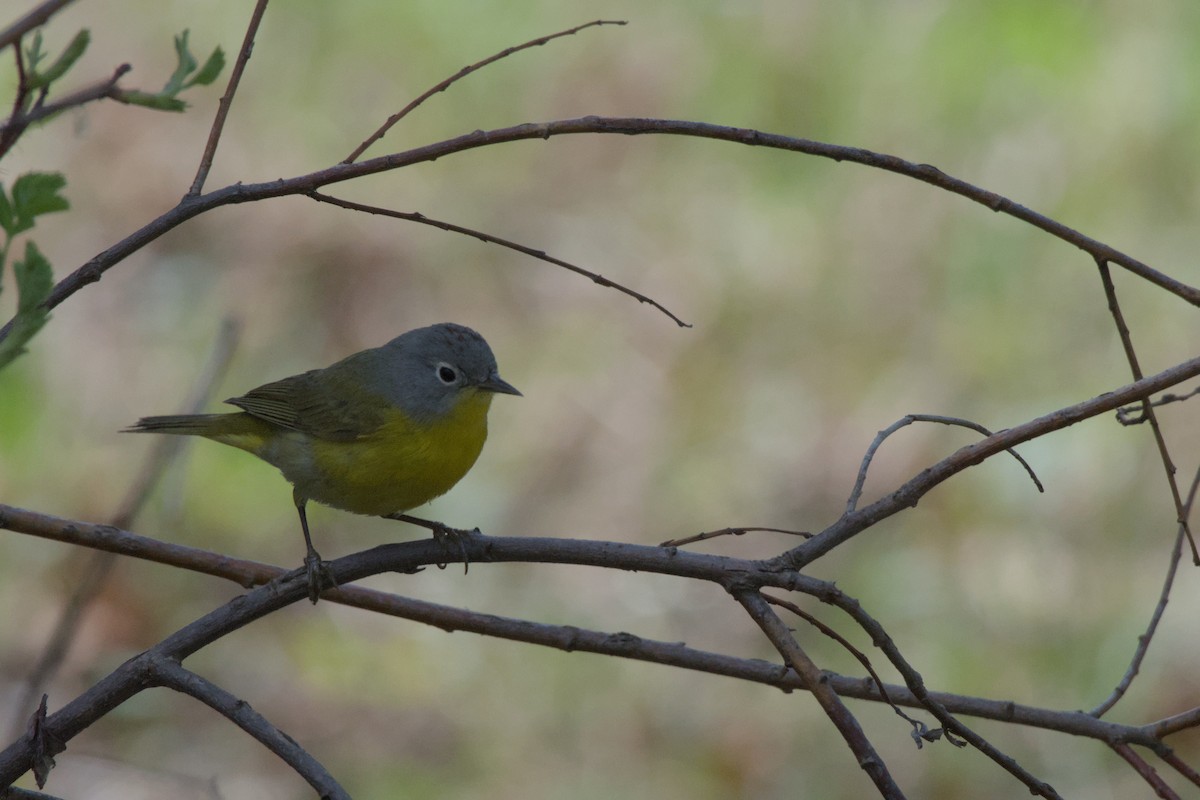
[0, 0, 77, 53]
[0, 63, 131, 146]
[1117, 385, 1200, 424]
[763, 593, 938, 746]
[814, 569, 1071, 796]
[1109, 742, 1181, 800]
[148, 655, 349, 800]
[1148, 707, 1200, 740]
[659, 526, 811, 548]
[1159, 750, 1200, 789]
[1089, 464, 1200, 717]
[188, 0, 269, 195]
[847, 414, 1042, 514]
[308, 190, 690, 326]
[735, 590, 907, 799]
[0, 37, 31, 157]
[342, 19, 626, 163]
[780, 353, 1200, 568]
[1096, 258, 1198, 563]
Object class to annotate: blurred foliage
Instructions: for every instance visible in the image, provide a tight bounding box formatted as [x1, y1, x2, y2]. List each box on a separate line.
[2, 1, 1200, 798]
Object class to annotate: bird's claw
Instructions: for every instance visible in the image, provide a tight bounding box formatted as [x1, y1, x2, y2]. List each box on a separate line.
[304, 551, 337, 604]
[430, 523, 478, 573]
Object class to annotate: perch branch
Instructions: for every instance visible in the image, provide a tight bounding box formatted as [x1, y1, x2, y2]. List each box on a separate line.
[0, 504, 1191, 749]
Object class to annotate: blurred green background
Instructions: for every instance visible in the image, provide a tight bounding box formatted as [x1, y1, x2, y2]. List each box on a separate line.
[3, 0, 1200, 797]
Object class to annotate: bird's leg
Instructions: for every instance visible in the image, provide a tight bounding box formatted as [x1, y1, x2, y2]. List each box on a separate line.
[295, 493, 336, 603]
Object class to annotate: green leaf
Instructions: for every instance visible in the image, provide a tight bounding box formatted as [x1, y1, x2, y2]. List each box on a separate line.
[12, 173, 69, 226]
[24, 31, 47, 72]
[14, 241, 52, 314]
[27, 29, 90, 90]
[163, 30, 198, 96]
[184, 45, 226, 89]
[0, 240, 53, 370]
[112, 90, 187, 112]
[0, 189, 15, 239]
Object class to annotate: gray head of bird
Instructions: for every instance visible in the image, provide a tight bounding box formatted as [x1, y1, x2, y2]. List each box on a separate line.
[375, 322, 521, 423]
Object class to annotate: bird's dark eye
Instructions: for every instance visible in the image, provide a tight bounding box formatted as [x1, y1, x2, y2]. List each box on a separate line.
[437, 363, 458, 384]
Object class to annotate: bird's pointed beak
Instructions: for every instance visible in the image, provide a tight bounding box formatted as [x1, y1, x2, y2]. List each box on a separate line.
[480, 373, 522, 396]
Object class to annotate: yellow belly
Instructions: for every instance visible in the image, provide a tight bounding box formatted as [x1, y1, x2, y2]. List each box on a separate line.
[252, 393, 493, 516]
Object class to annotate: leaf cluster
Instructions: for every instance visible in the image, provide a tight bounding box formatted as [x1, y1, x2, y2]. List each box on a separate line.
[0, 173, 66, 370]
[0, 21, 224, 370]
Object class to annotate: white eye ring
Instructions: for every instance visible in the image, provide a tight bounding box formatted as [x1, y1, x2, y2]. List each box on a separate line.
[436, 362, 459, 384]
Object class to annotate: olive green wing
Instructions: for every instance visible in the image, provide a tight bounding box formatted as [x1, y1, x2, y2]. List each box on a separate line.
[226, 364, 388, 442]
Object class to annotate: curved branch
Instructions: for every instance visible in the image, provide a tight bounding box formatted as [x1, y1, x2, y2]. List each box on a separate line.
[846, 414, 1042, 514]
[781, 352, 1200, 568]
[148, 656, 348, 799]
[343, 19, 626, 163]
[6, 116, 1198, 344]
[307, 190, 690, 326]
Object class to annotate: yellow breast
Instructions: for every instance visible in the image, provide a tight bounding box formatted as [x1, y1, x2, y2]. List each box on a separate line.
[287, 391, 494, 516]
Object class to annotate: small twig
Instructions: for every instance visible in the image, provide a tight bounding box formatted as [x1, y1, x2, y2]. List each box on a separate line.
[1089, 464, 1200, 717]
[786, 354, 1200, 568]
[1096, 258, 1198, 564]
[659, 526, 810, 548]
[735, 589, 907, 799]
[1117, 385, 1200, 424]
[1159, 750, 1200, 789]
[1148, 707, 1200, 740]
[342, 19, 626, 164]
[810, 571, 1063, 797]
[1109, 742, 1181, 800]
[846, 414, 1043, 514]
[308, 190, 691, 327]
[0, 37, 30, 158]
[0, 63, 132, 146]
[762, 593, 941, 747]
[188, 0, 268, 195]
[148, 655, 349, 800]
[0, 0, 76, 54]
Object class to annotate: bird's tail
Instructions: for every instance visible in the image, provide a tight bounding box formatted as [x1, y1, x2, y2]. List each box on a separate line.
[124, 413, 258, 437]
[124, 412, 272, 455]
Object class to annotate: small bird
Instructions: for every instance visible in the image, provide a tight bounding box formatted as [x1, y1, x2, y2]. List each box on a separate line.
[126, 322, 521, 601]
